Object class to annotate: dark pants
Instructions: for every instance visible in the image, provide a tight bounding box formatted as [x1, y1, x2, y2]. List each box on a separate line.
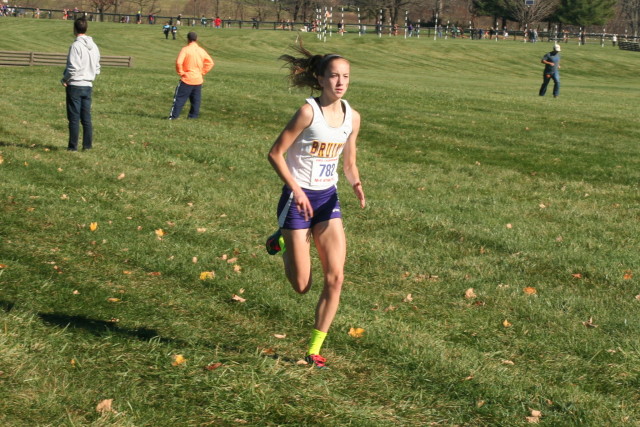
[66, 85, 93, 151]
[169, 81, 202, 119]
[539, 71, 560, 97]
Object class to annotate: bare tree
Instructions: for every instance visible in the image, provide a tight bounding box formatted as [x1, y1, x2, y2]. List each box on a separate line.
[504, 0, 559, 28]
[621, 0, 640, 35]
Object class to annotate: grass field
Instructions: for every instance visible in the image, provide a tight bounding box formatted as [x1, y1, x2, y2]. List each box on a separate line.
[1, 19, 639, 426]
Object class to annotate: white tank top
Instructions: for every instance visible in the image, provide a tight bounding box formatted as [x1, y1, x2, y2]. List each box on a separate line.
[286, 97, 353, 190]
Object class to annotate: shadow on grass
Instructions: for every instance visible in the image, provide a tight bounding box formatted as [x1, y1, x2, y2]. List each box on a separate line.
[0, 140, 60, 151]
[37, 312, 187, 346]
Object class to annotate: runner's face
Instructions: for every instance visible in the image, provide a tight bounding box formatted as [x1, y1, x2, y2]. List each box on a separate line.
[319, 59, 350, 99]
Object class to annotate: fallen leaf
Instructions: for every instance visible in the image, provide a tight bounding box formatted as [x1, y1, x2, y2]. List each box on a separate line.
[231, 294, 246, 303]
[502, 359, 515, 365]
[623, 271, 633, 280]
[192, 256, 198, 263]
[199, 271, 215, 280]
[261, 348, 275, 355]
[117, 173, 125, 180]
[233, 265, 242, 273]
[60, 194, 69, 200]
[403, 293, 413, 303]
[572, 273, 582, 279]
[197, 227, 207, 233]
[123, 270, 132, 275]
[204, 362, 222, 371]
[503, 319, 512, 327]
[70, 359, 76, 366]
[539, 203, 547, 209]
[506, 223, 513, 229]
[90, 222, 98, 232]
[0, 155, 3, 164]
[296, 359, 309, 365]
[523, 287, 537, 295]
[220, 254, 228, 260]
[96, 399, 115, 414]
[155, 229, 165, 238]
[273, 334, 287, 339]
[73, 290, 80, 295]
[238, 288, 245, 294]
[107, 298, 120, 303]
[384, 305, 396, 312]
[476, 400, 485, 408]
[348, 327, 365, 338]
[582, 317, 598, 328]
[171, 354, 187, 366]
[463, 375, 474, 381]
[530, 410, 542, 417]
[635, 295, 640, 301]
[227, 257, 238, 264]
[147, 272, 161, 276]
[465, 288, 477, 299]
[526, 416, 540, 424]
[556, 236, 564, 242]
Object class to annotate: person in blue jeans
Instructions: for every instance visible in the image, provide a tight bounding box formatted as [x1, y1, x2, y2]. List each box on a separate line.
[539, 44, 561, 98]
[61, 18, 101, 151]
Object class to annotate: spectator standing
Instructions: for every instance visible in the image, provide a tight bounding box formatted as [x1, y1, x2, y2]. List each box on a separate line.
[539, 43, 561, 98]
[214, 16, 222, 28]
[168, 32, 214, 120]
[61, 18, 101, 151]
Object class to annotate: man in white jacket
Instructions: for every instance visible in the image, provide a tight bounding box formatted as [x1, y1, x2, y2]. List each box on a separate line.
[61, 18, 101, 151]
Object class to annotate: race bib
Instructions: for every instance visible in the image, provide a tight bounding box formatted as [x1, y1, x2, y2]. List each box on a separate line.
[310, 157, 339, 188]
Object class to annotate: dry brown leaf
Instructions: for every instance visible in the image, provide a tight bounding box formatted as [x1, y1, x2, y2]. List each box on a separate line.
[296, 359, 309, 365]
[623, 270, 633, 280]
[523, 287, 537, 295]
[231, 294, 246, 303]
[463, 375, 474, 381]
[503, 319, 512, 327]
[106, 297, 120, 303]
[60, 194, 69, 200]
[233, 265, 242, 273]
[384, 305, 396, 312]
[220, 254, 228, 260]
[155, 228, 165, 238]
[530, 410, 542, 417]
[465, 288, 477, 299]
[96, 399, 115, 414]
[273, 334, 287, 339]
[261, 348, 276, 355]
[526, 416, 540, 424]
[196, 227, 207, 233]
[403, 293, 413, 303]
[0, 264, 6, 269]
[506, 223, 513, 229]
[148, 272, 161, 276]
[89, 222, 98, 232]
[572, 273, 582, 279]
[192, 256, 198, 264]
[502, 359, 515, 365]
[635, 294, 640, 301]
[204, 362, 222, 371]
[582, 317, 598, 328]
[227, 257, 238, 264]
[117, 173, 125, 180]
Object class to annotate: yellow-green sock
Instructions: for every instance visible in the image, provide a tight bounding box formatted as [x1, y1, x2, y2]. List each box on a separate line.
[306, 329, 327, 356]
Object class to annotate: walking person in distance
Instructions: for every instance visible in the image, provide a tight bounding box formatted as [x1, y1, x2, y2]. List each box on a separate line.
[539, 43, 561, 98]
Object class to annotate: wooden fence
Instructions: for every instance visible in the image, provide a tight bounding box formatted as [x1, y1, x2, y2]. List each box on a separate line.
[0, 51, 133, 67]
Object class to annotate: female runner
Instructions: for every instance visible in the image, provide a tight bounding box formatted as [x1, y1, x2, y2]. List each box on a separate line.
[266, 44, 366, 368]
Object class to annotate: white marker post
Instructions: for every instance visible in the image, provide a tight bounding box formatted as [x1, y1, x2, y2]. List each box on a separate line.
[434, 13, 438, 41]
[404, 10, 408, 39]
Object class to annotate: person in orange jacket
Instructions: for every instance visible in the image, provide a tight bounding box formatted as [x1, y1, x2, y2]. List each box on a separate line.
[168, 32, 214, 119]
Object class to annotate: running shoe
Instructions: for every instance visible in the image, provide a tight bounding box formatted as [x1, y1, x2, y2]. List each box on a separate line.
[265, 229, 285, 255]
[305, 354, 327, 369]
